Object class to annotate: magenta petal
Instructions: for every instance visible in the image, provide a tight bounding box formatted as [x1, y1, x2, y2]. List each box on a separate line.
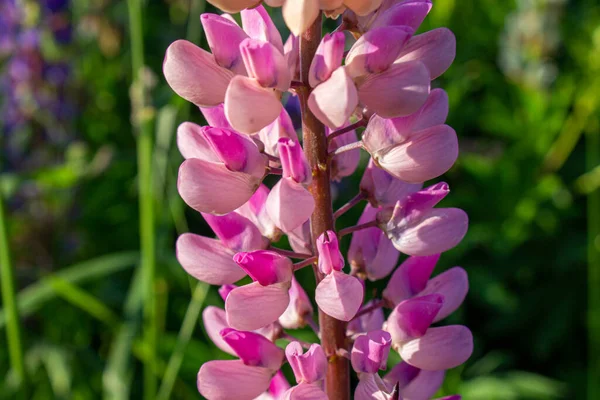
[384, 362, 445, 400]
[388, 88, 449, 135]
[202, 211, 269, 252]
[434, 396, 462, 400]
[266, 371, 291, 398]
[221, 328, 284, 370]
[358, 61, 430, 119]
[399, 325, 474, 371]
[375, 125, 458, 183]
[202, 306, 235, 355]
[395, 28, 456, 80]
[163, 40, 233, 107]
[197, 360, 274, 400]
[279, 276, 314, 329]
[316, 230, 345, 275]
[178, 158, 262, 215]
[225, 75, 283, 134]
[240, 38, 291, 91]
[315, 271, 364, 321]
[241, 5, 284, 52]
[202, 126, 267, 177]
[383, 208, 469, 256]
[286, 342, 327, 384]
[308, 67, 359, 129]
[383, 254, 440, 306]
[386, 294, 443, 344]
[354, 372, 394, 400]
[282, 383, 329, 400]
[279, 138, 311, 184]
[219, 284, 237, 301]
[233, 250, 293, 285]
[266, 178, 315, 232]
[201, 13, 248, 75]
[226, 281, 291, 331]
[199, 104, 232, 129]
[400, 182, 450, 218]
[418, 267, 469, 322]
[176, 122, 219, 162]
[346, 26, 413, 78]
[176, 234, 244, 285]
[371, 0, 432, 31]
[351, 330, 392, 374]
[309, 32, 345, 87]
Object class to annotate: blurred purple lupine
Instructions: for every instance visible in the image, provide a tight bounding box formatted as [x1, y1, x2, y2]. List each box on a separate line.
[165, 1, 472, 398]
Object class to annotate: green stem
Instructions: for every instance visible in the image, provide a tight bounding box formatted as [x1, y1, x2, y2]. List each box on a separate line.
[156, 283, 209, 400]
[0, 195, 26, 387]
[127, 0, 157, 398]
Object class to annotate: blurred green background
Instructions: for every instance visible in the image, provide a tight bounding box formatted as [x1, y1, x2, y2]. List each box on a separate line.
[1, 0, 599, 399]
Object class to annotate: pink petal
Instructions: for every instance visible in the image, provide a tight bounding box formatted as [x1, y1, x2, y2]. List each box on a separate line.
[315, 271, 364, 321]
[400, 182, 450, 219]
[328, 122, 360, 181]
[178, 158, 262, 215]
[257, 107, 299, 158]
[386, 294, 443, 344]
[371, 0, 432, 31]
[176, 233, 244, 285]
[202, 126, 267, 177]
[399, 325, 473, 371]
[279, 276, 314, 329]
[176, 122, 219, 162]
[348, 300, 386, 336]
[383, 208, 469, 256]
[288, 221, 312, 254]
[317, 230, 345, 275]
[279, 138, 311, 184]
[360, 159, 423, 207]
[266, 178, 315, 233]
[221, 328, 284, 370]
[308, 67, 359, 129]
[235, 184, 279, 240]
[282, 0, 320, 36]
[354, 373, 394, 400]
[383, 254, 440, 306]
[386, 88, 449, 135]
[384, 362, 445, 400]
[351, 330, 392, 374]
[346, 26, 413, 78]
[240, 38, 291, 91]
[219, 284, 237, 301]
[233, 250, 293, 285]
[358, 60, 430, 118]
[202, 211, 269, 252]
[197, 359, 273, 400]
[309, 32, 346, 87]
[375, 124, 458, 183]
[201, 13, 248, 75]
[417, 267, 468, 322]
[265, 371, 291, 398]
[282, 383, 329, 400]
[395, 28, 456, 80]
[226, 281, 291, 331]
[225, 75, 283, 134]
[199, 104, 231, 129]
[202, 306, 235, 355]
[163, 40, 233, 107]
[241, 5, 284, 53]
[286, 342, 327, 384]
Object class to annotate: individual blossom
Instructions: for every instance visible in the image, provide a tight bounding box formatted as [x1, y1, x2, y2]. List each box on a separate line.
[283, 341, 328, 399]
[279, 276, 314, 329]
[360, 158, 423, 208]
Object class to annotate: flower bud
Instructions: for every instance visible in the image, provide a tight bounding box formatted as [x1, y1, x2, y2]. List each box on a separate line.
[317, 230, 344, 274]
[278, 138, 311, 184]
[240, 38, 291, 91]
[201, 13, 248, 75]
[309, 32, 345, 87]
[286, 342, 327, 383]
[351, 330, 392, 374]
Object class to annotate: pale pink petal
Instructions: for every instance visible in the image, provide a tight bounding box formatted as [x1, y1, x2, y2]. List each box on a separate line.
[351, 330, 392, 373]
[375, 125, 458, 183]
[266, 178, 315, 232]
[384, 362, 445, 400]
[263, 371, 291, 399]
[235, 184, 279, 240]
[399, 325, 473, 371]
[288, 221, 312, 254]
[202, 211, 269, 252]
[371, 0, 432, 31]
[309, 32, 346, 87]
[221, 328, 285, 370]
[395, 28, 456, 80]
[241, 5, 284, 52]
[282, 383, 328, 400]
[176, 233, 244, 285]
[225, 75, 283, 134]
[201, 13, 249, 75]
[199, 104, 232, 128]
[308, 67, 359, 129]
[240, 38, 291, 91]
[346, 26, 413, 78]
[226, 281, 291, 331]
[316, 230, 344, 275]
[286, 342, 327, 384]
[279, 276, 314, 329]
[417, 267, 468, 322]
[163, 40, 233, 107]
[386, 294, 443, 344]
[344, 0, 384, 16]
[358, 60, 430, 118]
[348, 300, 386, 335]
[386, 88, 449, 135]
[328, 123, 360, 181]
[284, 34, 300, 76]
[282, 0, 320, 36]
[176, 122, 219, 162]
[383, 254, 440, 306]
[197, 360, 273, 400]
[202, 306, 235, 355]
[315, 271, 364, 321]
[257, 108, 299, 157]
[360, 159, 423, 207]
[355, 373, 394, 400]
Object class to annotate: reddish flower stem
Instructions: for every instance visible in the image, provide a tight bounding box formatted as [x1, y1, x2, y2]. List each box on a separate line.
[338, 220, 379, 238]
[327, 119, 368, 144]
[298, 14, 350, 400]
[351, 299, 386, 320]
[333, 192, 367, 220]
[293, 256, 318, 271]
[269, 246, 313, 259]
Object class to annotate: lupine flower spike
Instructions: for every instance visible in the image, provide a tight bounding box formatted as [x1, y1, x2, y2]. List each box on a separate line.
[166, 0, 472, 398]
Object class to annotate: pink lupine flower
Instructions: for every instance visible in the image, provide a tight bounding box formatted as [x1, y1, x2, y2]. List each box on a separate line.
[197, 328, 284, 400]
[328, 122, 361, 181]
[225, 250, 293, 330]
[235, 184, 280, 241]
[201, 13, 249, 75]
[384, 362, 445, 400]
[255, 371, 291, 400]
[376, 183, 469, 255]
[266, 138, 315, 232]
[417, 266, 469, 322]
[256, 108, 299, 158]
[348, 203, 400, 280]
[356, 0, 432, 33]
[279, 276, 314, 329]
[202, 211, 270, 252]
[309, 32, 346, 88]
[315, 231, 364, 320]
[351, 330, 392, 374]
[383, 254, 441, 306]
[385, 293, 444, 344]
[360, 158, 423, 208]
[286, 342, 328, 384]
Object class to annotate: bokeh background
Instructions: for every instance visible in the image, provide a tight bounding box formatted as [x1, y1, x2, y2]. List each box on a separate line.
[1, 0, 599, 398]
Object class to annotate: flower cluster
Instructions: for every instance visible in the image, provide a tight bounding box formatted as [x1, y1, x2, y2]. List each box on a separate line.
[165, 0, 472, 398]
